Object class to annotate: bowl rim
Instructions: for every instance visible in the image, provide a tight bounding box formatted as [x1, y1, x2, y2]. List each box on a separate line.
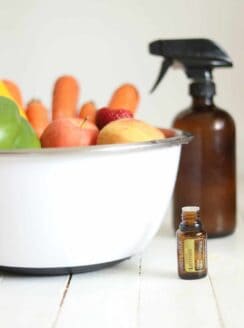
[0, 129, 193, 156]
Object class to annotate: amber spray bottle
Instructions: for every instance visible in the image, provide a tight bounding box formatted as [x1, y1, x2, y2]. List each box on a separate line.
[149, 39, 236, 237]
[177, 206, 207, 279]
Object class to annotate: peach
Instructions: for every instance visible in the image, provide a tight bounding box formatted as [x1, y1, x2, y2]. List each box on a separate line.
[41, 118, 99, 148]
[97, 118, 165, 145]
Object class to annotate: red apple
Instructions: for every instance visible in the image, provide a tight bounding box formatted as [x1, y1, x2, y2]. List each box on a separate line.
[41, 118, 99, 148]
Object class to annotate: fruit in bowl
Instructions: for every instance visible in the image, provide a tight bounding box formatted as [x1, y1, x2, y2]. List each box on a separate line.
[0, 76, 167, 150]
[96, 107, 133, 129]
[41, 78, 165, 148]
[0, 96, 40, 149]
[41, 118, 99, 148]
[97, 118, 165, 145]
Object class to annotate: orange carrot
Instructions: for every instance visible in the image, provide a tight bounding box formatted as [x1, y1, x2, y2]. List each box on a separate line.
[26, 99, 49, 138]
[79, 101, 97, 123]
[108, 83, 140, 114]
[52, 75, 79, 120]
[3, 79, 23, 107]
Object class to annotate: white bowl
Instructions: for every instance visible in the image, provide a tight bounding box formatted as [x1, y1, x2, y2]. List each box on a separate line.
[0, 129, 191, 275]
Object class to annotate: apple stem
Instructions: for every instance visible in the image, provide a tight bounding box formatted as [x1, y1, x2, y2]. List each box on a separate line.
[80, 117, 88, 128]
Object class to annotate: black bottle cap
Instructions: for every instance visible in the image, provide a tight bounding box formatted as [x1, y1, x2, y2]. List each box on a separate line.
[190, 81, 216, 97]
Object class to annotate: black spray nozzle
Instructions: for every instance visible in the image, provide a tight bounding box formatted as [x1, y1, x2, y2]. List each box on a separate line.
[149, 38, 233, 93]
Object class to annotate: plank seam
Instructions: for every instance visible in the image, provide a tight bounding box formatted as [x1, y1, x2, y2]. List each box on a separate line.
[52, 274, 72, 328]
[208, 274, 225, 328]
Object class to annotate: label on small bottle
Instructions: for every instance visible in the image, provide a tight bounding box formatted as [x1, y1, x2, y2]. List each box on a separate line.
[183, 239, 206, 272]
[184, 239, 195, 272]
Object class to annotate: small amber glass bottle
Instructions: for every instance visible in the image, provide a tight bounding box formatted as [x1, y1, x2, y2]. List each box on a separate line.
[177, 206, 207, 279]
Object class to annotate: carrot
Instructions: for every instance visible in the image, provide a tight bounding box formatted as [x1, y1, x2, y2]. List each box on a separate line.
[3, 79, 23, 107]
[79, 101, 97, 123]
[52, 75, 79, 120]
[26, 99, 49, 138]
[108, 83, 140, 114]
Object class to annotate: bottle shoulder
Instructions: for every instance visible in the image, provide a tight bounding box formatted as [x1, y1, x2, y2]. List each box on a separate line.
[173, 108, 193, 122]
[173, 104, 235, 131]
[212, 106, 235, 123]
[177, 229, 207, 238]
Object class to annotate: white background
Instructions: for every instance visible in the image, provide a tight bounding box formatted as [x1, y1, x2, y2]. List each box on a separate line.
[0, 0, 243, 176]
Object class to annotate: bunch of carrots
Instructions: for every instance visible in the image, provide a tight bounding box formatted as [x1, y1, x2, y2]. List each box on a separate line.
[3, 76, 140, 140]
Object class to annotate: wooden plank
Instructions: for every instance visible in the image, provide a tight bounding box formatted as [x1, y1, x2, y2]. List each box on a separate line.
[0, 274, 68, 328]
[206, 182, 244, 328]
[139, 220, 221, 328]
[207, 215, 244, 328]
[55, 257, 140, 328]
[0, 192, 242, 328]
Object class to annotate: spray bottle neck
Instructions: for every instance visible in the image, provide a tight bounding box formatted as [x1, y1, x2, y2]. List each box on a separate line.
[190, 81, 215, 107]
[192, 95, 214, 107]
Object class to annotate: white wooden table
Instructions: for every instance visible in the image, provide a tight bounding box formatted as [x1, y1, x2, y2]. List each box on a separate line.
[0, 186, 243, 328]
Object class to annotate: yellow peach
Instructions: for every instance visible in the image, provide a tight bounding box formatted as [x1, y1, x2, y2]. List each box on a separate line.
[97, 119, 165, 145]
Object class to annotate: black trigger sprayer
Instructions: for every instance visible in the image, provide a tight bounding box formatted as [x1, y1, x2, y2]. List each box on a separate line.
[149, 38, 232, 94]
[149, 39, 236, 238]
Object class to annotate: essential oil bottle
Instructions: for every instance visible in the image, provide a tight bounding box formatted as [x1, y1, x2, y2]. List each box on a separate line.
[176, 206, 207, 279]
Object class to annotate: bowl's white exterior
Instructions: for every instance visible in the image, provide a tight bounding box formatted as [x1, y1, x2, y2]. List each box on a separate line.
[0, 134, 189, 269]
